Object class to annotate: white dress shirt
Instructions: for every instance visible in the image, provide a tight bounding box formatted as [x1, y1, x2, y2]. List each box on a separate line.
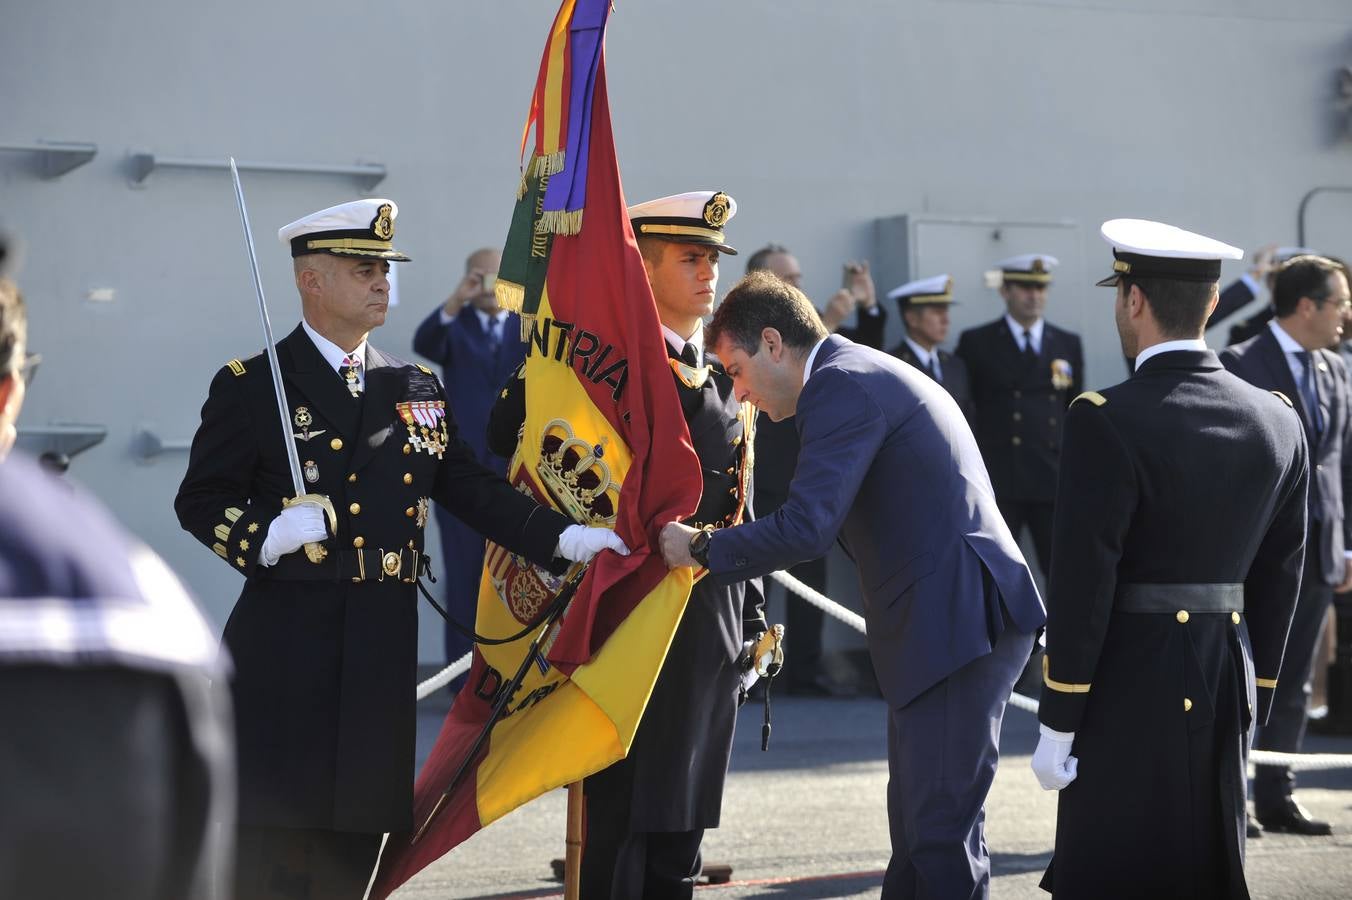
[1005, 314, 1044, 354]
[302, 319, 367, 392]
[1132, 338, 1206, 371]
[904, 337, 943, 380]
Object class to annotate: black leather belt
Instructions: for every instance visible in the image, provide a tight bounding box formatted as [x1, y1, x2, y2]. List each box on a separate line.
[1115, 583, 1243, 614]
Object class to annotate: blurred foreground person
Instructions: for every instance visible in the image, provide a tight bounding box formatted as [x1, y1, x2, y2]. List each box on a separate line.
[1034, 220, 1306, 899]
[0, 273, 233, 899]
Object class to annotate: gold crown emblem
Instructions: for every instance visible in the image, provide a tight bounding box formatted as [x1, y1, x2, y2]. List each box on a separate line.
[537, 419, 620, 526]
[944, 277, 954, 294]
[703, 192, 731, 228]
[371, 203, 394, 240]
[1031, 258, 1046, 273]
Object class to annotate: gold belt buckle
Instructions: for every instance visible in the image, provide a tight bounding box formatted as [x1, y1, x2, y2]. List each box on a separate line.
[381, 549, 401, 580]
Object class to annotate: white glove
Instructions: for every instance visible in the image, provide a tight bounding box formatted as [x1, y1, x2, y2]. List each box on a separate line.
[258, 503, 329, 567]
[556, 524, 630, 564]
[738, 640, 760, 693]
[1031, 724, 1078, 791]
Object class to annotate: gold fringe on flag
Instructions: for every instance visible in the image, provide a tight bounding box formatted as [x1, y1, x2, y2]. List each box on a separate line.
[495, 278, 527, 315]
[532, 150, 566, 178]
[538, 208, 584, 237]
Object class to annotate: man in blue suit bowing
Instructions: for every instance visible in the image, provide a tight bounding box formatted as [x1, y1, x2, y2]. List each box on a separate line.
[659, 271, 1045, 900]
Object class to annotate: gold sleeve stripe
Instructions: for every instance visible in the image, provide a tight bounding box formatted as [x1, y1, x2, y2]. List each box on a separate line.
[227, 359, 246, 377]
[213, 524, 231, 541]
[224, 507, 243, 523]
[1255, 677, 1279, 689]
[1072, 391, 1107, 407]
[212, 542, 228, 559]
[1043, 654, 1091, 694]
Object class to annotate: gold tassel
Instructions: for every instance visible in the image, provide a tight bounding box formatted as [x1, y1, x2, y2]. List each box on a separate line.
[496, 279, 527, 314]
[516, 169, 530, 201]
[538, 208, 585, 236]
[517, 312, 535, 343]
[533, 150, 566, 177]
[538, 208, 584, 236]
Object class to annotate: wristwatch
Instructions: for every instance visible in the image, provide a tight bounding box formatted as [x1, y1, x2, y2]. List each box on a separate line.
[688, 526, 715, 568]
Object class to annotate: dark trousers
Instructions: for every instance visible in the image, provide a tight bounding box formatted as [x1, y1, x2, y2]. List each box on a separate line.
[581, 776, 703, 900]
[882, 626, 1034, 900]
[0, 665, 232, 900]
[784, 555, 828, 689]
[233, 826, 381, 900]
[996, 499, 1054, 581]
[1254, 540, 1334, 813]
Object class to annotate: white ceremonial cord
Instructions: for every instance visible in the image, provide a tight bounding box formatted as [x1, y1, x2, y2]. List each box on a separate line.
[765, 569, 1352, 772]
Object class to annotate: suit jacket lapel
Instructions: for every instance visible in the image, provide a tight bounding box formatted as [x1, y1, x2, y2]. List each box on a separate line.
[349, 346, 403, 472]
[1256, 330, 1315, 441]
[281, 325, 361, 439]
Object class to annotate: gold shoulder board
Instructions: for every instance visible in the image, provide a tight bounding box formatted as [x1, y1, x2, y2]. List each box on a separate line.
[1270, 390, 1293, 408]
[227, 359, 246, 377]
[417, 364, 434, 376]
[1071, 390, 1106, 407]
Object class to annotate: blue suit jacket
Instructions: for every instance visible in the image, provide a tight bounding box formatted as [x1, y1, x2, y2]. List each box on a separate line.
[1221, 326, 1352, 586]
[708, 335, 1045, 708]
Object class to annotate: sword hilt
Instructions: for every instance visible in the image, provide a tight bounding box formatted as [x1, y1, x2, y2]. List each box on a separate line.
[283, 493, 338, 564]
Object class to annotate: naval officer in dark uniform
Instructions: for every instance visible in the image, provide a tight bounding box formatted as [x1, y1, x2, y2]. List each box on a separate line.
[489, 191, 764, 900]
[956, 254, 1083, 578]
[175, 199, 625, 900]
[887, 273, 974, 422]
[1033, 219, 1307, 900]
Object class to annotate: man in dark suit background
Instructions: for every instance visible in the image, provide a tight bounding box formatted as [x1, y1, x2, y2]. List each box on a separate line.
[887, 273, 974, 422]
[1034, 219, 1307, 898]
[956, 254, 1083, 580]
[744, 243, 885, 696]
[660, 271, 1044, 900]
[413, 247, 526, 685]
[1222, 253, 1352, 836]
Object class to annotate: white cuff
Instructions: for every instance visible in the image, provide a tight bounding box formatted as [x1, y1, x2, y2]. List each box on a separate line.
[438, 308, 455, 325]
[1039, 723, 1075, 742]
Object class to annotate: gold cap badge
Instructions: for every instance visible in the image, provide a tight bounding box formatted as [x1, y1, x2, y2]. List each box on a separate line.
[371, 204, 394, 240]
[703, 192, 732, 228]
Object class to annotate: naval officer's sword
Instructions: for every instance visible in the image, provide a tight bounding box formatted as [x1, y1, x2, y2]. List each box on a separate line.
[228, 157, 336, 563]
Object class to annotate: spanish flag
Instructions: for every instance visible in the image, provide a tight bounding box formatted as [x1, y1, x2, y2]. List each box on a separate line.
[371, 2, 701, 894]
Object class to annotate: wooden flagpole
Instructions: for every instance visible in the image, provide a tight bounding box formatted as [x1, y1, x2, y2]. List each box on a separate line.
[564, 781, 584, 899]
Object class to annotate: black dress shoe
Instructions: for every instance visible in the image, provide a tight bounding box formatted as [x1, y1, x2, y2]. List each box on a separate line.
[1256, 798, 1333, 836]
[1246, 814, 1263, 839]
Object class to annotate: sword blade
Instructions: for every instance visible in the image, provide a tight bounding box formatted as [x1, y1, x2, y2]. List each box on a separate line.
[229, 158, 305, 498]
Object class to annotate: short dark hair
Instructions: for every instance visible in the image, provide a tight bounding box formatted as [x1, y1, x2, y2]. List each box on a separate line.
[0, 278, 27, 379]
[1273, 255, 1342, 318]
[744, 243, 791, 275]
[1121, 275, 1216, 337]
[707, 270, 827, 355]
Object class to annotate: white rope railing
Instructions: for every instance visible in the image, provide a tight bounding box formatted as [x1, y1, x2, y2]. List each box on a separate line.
[767, 569, 1352, 772]
[416, 652, 472, 700]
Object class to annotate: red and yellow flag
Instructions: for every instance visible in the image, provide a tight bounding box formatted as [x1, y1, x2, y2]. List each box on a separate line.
[371, 3, 701, 895]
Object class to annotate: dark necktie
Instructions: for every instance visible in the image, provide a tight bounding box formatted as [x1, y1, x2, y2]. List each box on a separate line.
[1297, 350, 1324, 435]
[1021, 328, 1038, 366]
[487, 318, 502, 355]
[924, 355, 940, 382]
[341, 353, 363, 398]
[681, 342, 700, 368]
